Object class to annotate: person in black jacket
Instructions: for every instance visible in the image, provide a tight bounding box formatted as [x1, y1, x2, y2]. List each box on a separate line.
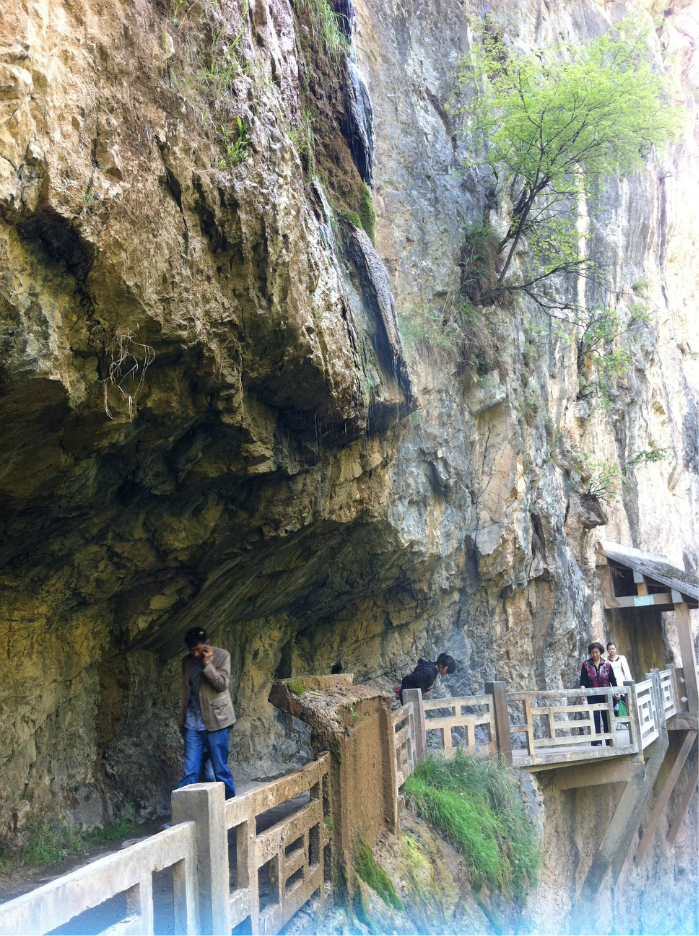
[397, 653, 456, 703]
[579, 641, 617, 747]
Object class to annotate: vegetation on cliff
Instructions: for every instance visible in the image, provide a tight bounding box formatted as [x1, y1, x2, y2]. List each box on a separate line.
[457, 16, 683, 310]
[405, 752, 540, 898]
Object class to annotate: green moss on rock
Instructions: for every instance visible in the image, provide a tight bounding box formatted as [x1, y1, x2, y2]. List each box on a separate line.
[359, 184, 376, 245]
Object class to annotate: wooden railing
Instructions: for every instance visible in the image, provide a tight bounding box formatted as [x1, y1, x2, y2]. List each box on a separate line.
[634, 679, 660, 748]
[505, 686, 633, 756]
[391, 668, 679, 776]
[225, 754, 331, 935]
[0, 822, 198, 936]
[423, 694, 496, 756]
[658, 668, 678, 721]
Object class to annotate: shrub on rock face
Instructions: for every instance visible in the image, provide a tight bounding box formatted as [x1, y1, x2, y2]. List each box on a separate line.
[404, 751, 541, 898]
[454, 16, 684, 311]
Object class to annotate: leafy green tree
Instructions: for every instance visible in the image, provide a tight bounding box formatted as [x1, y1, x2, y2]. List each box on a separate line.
[456, 18, 684, 309]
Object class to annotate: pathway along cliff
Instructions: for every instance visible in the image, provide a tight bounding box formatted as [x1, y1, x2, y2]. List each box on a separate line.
[0, 0, 698, 933]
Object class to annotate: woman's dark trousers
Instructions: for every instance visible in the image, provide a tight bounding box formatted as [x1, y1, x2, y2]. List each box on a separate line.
[589, 695, 611, 746]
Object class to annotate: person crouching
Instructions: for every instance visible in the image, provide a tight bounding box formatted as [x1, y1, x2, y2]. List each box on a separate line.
[397, 653, 456, 704]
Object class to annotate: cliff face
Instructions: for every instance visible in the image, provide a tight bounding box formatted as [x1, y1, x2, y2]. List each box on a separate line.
[0, 0, 697, 931]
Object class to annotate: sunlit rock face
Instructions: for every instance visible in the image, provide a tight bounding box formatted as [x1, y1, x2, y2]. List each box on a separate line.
[0, 0, 698, 931]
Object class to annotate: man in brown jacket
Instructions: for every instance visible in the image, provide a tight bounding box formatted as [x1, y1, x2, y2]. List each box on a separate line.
[177, 627, 236, 799]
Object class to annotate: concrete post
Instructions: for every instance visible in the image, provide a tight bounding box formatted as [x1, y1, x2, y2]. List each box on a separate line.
[486, 681, 512, 764]
[378, 698, 399, 834]
[172, 783, 231, 936]
[402, 689, 426, 763]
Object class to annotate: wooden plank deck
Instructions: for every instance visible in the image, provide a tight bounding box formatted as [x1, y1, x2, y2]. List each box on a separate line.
[511, 728, 636, 770]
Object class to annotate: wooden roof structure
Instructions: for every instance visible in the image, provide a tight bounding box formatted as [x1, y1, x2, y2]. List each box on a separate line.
[595, 540, 699, 610]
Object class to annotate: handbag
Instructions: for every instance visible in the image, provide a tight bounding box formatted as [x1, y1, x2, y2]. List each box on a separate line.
[617, 699, 627, 717]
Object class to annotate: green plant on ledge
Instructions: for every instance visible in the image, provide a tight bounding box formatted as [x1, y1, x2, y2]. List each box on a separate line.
[404, 751, 540, 898]
[219, 118, 249, 169]
[287, 679, 305, 696]
[293, 0, 350, 68]
[571, 452, 624, 505]
[397, 293, 496, 375]
[0, 812, 139, 874]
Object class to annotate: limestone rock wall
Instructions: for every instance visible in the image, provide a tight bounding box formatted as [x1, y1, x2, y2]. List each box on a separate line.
[0, 0, 698, 931]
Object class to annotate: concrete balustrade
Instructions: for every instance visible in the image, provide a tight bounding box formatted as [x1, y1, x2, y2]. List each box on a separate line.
[0, 822, 198, 936]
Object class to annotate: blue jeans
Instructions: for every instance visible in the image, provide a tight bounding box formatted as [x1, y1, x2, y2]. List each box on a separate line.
[179, 727, 236, 798]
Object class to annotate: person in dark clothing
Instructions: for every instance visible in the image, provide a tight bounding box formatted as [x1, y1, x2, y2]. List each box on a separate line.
[397, 653, 456, 703]
[579, 641, 617, 746]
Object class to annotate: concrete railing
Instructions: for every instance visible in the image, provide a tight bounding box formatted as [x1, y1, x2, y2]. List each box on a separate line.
[0, 756, 332, 936]
[392, 700, 416, 788]
[0, 822, 198, 936]
[171, 754, 332, 936]
[224, 754, 331, 935]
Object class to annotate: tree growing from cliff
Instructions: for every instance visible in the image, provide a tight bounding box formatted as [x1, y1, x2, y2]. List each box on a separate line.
[456, 18, 684, 311]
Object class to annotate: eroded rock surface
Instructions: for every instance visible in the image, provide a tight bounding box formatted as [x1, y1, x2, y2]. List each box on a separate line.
[0, 0, 698, 932]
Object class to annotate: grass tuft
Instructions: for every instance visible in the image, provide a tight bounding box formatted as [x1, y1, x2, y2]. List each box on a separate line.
[287, 679, 305, 696]
[404, 751, 540, 898]
[294, 0, 350, 67]
[0, 814, 139, 874]
[397, 294, 496, 376]
[354, 839, 403, 911]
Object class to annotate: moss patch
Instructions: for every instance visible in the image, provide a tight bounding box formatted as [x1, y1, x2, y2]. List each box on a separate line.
[352, 872, 380, 934]
[358, 184, 376, 245]
[354, 838, 403, 911]
[287, 679, 305, 696]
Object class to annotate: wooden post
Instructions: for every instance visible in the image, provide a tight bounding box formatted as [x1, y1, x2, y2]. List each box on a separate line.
[635, 730, 697, 862]
[402, 689, 426, 763]
[485, 681, 512, 764]
[523, 700, 536, 757]
[673, 601, 698, 715]
[667, 758, 699, 846]
[673, 666, 689, 714]
[625, 682, 642, 755]
[651, 670, 665, 731]
[379, 698, 400, 834]
[598, 561, 615, 601]
[633, 570, 649, 596]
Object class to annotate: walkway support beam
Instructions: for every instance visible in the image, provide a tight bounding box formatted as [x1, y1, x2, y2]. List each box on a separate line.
[673, 601, 699, 715]
[635, 730, 697, 863]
